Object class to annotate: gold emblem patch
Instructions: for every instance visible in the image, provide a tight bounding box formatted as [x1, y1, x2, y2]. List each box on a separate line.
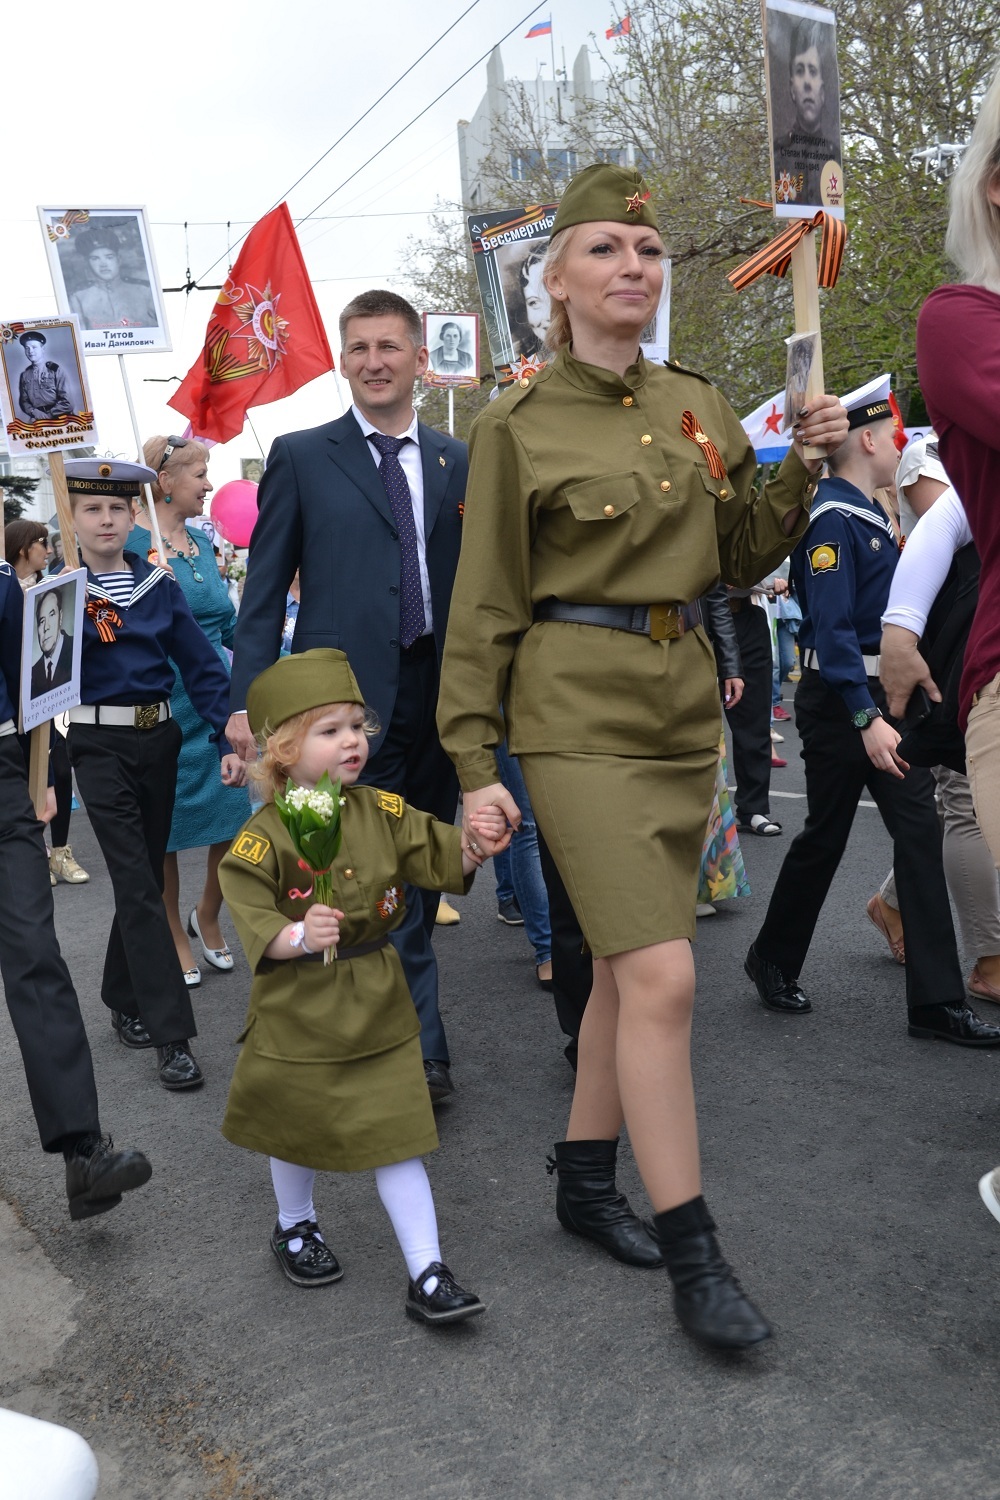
[808, 543, 840, 575]
[376, 791, 404, 818]
[231, 831, 271, 865]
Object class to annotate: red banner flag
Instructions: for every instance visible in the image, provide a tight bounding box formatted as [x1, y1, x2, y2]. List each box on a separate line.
[169, 203, 334, 444]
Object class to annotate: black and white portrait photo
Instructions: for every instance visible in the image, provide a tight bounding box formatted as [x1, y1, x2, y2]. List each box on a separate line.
[0, 318, 98, 457]
[38, 205, 172, 354]
[497, 241, 554, 364]
[782, 330, 819, 432]
[20, 569, 86, 731]
[424, 313, 479, 384]
[764, 0, 844, 219]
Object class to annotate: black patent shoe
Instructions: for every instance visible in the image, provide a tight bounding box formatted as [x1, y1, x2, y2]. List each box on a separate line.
[654, 1198, 772, 1351]
[424, 1059, 455, 1104]
[548, 1140, 665, 1268]
[270, 1218, 343, 1287]
[65, 1135, 152, 1221]
[745, 944, 811, 1014]
[111, 1010, 152, 1049]
[908, 1003, 1000, 1047]
[405, 1261, 485, 1325]
[156, 1040, 204, 1090]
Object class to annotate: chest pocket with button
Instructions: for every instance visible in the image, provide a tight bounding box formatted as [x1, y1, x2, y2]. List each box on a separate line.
[563, 472, 640, 522]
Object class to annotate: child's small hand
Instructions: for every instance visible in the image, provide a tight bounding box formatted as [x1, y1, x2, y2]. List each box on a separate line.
[221, 753, 247, 787]
[304, 904, 343, 951]
[468, 808, 509, 855]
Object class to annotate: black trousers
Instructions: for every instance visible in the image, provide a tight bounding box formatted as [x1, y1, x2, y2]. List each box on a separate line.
[50, 734, 73, 848]
[359, 639, 458, 1063]
[0, 738, 100, 1151]
[754, 670, 965, 1010]
[726, 602, 774, 823]
[68, 719, 197, 1045]
[537, 829, 593, 1065]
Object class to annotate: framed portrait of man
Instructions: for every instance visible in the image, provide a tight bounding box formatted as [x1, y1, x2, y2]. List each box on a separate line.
[763, 0, 845, 220]
[0, 317, 98, 457]
[468, 205, 559, 387]
[20, 569, 86, 732]
[37, 205, 171, 354]
[423, 313, 480, 388]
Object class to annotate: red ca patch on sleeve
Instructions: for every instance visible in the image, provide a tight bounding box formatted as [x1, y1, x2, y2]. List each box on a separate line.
[808, 542, 840, 575]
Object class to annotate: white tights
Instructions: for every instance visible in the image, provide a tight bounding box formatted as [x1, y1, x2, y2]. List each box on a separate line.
[269, 1156, 441, 1286]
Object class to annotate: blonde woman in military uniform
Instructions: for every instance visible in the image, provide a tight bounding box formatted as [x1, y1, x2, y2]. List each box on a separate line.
[437, 163, 848, 1350]
[219, 649, 503, 1325]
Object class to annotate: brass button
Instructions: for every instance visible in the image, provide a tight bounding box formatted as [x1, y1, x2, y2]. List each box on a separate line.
[640, 434, 652, 446]
[519, 377, 530, 387]
[344, 868, 354, 878]
[622, 395, 633, 407]
[719, 487, 729, 498]
[603, 504, 615, 517]
[660, 480, 671, 492]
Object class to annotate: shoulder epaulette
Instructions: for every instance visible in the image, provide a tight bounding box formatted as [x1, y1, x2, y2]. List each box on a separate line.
[660, 356, 714, 387]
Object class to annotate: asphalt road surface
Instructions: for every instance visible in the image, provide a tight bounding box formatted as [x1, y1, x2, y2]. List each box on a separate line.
[2, 713, 1000, 1500]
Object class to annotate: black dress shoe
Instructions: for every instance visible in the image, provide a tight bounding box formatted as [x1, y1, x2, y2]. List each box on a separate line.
[270, 1218, 343, 1286]
[424, 1059, 454, 1104]
[111, 1010, 152, 1049]
[744, 944, 811, 1014]
[156, 1040, 204, 1090]
[64, 1135, 152, 1221]
[405, 1261, 485, 1325]
[908, 1003, 1000, 1047]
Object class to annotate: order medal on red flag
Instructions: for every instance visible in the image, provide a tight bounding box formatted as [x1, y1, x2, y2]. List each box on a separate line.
[169, 203, 334, 444]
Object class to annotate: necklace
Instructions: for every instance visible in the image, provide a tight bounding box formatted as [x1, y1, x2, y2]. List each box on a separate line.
[161, 527, 204, 583]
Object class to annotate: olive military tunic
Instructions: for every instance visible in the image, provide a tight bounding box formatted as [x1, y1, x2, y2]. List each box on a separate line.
[219, 787, 470, 1172]
[437, 346, 818, 955]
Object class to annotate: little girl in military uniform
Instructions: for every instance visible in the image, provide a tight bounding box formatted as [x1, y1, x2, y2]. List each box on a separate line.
[219, 649, 504, 1324]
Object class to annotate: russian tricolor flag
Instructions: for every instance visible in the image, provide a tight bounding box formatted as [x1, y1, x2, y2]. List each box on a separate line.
[526, 18, 552, 37]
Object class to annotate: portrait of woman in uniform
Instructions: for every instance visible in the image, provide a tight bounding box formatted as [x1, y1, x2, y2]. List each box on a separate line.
[39, 205, 171, 355]
[438, 161, 848, 1354]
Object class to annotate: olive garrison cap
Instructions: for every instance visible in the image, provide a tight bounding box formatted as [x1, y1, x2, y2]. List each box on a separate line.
[551, 163, 659, 237]
[246, 648, 364, 736]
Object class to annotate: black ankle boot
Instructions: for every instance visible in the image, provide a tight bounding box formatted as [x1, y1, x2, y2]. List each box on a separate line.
[547, 1139, 665, 1268]
[653, 1196, 771, 1350]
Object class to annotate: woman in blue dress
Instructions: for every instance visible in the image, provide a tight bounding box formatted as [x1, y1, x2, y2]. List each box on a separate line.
[132, 436, 250, 986]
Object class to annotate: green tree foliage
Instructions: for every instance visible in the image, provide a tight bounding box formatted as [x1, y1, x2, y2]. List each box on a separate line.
[404, 0, 996, 424]
[1, 474, 39, 526]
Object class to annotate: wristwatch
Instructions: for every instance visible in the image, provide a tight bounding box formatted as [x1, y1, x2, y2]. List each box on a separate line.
[851, 707, 882, 730]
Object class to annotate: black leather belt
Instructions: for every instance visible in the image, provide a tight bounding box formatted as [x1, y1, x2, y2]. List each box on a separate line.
[300, 934, 391, 963]
[532, 599, 702, 641]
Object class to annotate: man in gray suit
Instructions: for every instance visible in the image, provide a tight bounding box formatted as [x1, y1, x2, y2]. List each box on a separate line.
[227, 290, 468, 1102]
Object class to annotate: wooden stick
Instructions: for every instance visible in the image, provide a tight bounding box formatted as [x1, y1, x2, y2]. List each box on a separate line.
[789, 230, 826, 462]
[28, 725, 48, 817]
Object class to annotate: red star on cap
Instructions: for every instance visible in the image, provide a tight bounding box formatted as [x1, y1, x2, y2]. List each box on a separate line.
[763, 403, 782, 434]
[625, 190, 650, 214]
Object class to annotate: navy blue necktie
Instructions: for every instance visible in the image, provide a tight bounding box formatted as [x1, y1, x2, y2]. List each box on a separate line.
[368, 432, 427, 648]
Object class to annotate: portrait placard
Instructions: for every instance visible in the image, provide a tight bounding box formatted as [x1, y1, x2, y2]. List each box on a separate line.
[20, 569, 86, 732]
[0, 317, 98, 456]
[782, 330, 819, 431]
[763, 0, 844, 220]
[423, 313, 480, 388]
[37, 206, 171, 354]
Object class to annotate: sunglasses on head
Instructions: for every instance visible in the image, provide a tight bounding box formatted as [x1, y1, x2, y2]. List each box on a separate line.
[160, 436, 189, 465]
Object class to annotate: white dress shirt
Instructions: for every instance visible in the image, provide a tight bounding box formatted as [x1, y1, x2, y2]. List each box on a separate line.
[351, 404, 433, 635]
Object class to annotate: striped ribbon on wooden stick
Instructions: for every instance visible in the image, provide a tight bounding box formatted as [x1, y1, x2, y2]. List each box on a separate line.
[727, 209, 846, 293]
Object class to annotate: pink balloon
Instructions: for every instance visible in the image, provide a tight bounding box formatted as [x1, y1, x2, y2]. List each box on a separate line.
[210, 480, 259, 547]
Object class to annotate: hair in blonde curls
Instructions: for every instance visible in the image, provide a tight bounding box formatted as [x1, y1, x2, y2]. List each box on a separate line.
[946, 65, 1000, 293]
[249, 702, 380, 803]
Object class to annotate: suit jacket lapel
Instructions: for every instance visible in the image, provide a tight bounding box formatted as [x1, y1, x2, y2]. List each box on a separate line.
[326, 411, 395, 531]
[419, 423, 450, 538]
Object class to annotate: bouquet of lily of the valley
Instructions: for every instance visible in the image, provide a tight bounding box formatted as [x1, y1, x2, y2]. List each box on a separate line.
[275, 771, 345, 964]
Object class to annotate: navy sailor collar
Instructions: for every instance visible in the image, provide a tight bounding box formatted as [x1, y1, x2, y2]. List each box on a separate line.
[85, 549, 172, 609]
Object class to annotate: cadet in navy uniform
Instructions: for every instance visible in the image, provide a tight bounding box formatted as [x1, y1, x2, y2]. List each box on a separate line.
[64, 459, 246, 1090]
[0, 557, 152, 1217]
[745, 378, 1000, 1046]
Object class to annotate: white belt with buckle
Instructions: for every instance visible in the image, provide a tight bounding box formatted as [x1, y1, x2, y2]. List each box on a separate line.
[69, 703, 171, 729]
[802, 649, 880, 676]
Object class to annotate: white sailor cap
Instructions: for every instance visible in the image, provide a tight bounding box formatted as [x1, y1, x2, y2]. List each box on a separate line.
[63, 457, 157, 497]
[896, 431, 948, 492]
[840, 373, 893, 429]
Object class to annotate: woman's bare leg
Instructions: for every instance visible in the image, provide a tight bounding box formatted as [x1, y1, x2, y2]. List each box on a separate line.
[162, 852, 196, 971]
[195, 842, 229, 951]
[566, 956, 624, 1142]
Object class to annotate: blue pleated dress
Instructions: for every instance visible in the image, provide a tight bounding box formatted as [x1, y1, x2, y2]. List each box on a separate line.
[131, 523, 250, 852]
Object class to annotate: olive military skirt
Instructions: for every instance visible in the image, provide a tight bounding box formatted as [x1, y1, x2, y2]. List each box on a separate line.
[519, 745, 719, 957]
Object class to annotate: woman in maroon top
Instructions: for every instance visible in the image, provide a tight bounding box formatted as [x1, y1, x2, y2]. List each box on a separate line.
[912, 65, 1000, 1231]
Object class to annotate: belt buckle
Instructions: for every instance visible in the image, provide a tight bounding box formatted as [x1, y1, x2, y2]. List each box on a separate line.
[134, 704, 159, 730]
[649, 604, 681, 641]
